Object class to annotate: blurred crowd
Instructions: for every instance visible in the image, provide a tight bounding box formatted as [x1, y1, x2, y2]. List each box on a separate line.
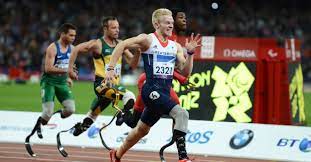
[0, 0, 310, 81]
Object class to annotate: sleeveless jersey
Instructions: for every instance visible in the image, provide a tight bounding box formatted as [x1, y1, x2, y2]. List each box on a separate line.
[93, 38, 122, 84]
[41, 42, 71, 83]
[141, 33, 178, 90]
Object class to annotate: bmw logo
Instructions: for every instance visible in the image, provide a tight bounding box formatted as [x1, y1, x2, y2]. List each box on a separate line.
[230, 129, 254, 149]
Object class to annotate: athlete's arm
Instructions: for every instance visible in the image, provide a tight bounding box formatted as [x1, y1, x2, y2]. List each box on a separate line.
[105, 34, 151, 81]
[176, 33, 201, 77]
[44, 43, 67, 74]
[123, 48, 141, 69]
[173, 70, 188, 84]
[68, 40, 98, 80]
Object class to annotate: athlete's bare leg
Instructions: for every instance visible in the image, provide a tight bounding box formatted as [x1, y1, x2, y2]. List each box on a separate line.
[115, 120, 150, 158]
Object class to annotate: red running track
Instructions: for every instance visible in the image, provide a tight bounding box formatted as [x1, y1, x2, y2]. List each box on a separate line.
[0, 143, 280, 162]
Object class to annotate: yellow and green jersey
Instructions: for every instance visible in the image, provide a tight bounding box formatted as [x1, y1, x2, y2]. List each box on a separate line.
[93, 38, 122, 84]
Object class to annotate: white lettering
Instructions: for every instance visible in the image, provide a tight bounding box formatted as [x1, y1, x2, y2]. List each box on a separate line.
[223, 49, 256, 58]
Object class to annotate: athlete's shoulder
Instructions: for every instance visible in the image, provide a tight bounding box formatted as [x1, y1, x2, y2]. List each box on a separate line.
[91, 38, 102, 49]
[46, 42, 57, 54]
[136, 33, 152, 50]
[47, 42, 56, 48]
[89, 39, 101, 47]
[135, 33, 150, 38]
[96, 38, 103, 44]
[136, 33, 152, 43]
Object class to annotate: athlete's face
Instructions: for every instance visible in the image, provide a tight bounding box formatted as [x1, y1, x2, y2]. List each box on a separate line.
[157, 15, 174, 37]
[105, 20, 119, 39]
[61, 29, 76, 44]
[174, 12, 187, 31]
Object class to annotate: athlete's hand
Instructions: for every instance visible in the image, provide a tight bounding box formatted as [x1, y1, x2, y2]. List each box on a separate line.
[67, 78, 74, 87]
[105, 69, 117, 86]
[69, 64, 78, 80]
[185, 33, 201, 54]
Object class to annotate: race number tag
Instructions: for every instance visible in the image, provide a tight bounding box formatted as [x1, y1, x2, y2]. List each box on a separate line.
[153, 53, 175, 79]
[153, 62, 174, 77]
[105, 64, 122, 76]
[55, 63, 69, 69]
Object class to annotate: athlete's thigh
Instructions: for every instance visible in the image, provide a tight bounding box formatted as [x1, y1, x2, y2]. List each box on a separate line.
[98, 96, 112, 111]
[141, 84, 177, 115]
[41, 81, 55, 103]
[140, 106, 161, 127]
[55, 83, 73, 103]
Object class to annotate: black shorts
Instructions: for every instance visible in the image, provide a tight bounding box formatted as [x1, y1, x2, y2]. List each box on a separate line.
[140, 83, 177, 126]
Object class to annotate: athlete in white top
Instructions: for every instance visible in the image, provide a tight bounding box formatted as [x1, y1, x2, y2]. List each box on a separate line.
[106, 8, 201, 162]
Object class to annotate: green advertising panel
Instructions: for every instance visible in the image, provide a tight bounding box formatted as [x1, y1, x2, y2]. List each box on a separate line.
[173, 61, 256, 122]
[288, 63, 305, 124]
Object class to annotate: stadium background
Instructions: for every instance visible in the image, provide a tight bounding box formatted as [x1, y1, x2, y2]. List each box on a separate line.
[0, 0, 310, 125]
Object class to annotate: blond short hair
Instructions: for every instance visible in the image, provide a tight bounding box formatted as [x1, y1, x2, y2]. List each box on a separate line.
[152, 8, 172, 25]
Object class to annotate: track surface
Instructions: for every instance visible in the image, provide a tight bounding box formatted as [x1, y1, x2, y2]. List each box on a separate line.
[0, 143, 279, 162]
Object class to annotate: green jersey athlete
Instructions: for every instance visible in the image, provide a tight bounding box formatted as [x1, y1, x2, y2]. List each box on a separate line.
[27, 23, 77, 140]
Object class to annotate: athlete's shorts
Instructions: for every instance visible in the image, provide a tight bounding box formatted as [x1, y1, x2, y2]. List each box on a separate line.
[134, 73, 180, 113]
[91, 76, 127, 112]
[140, 83, 178, 126]
[135, 89, 180, 113]
[40, 80, 73, 103]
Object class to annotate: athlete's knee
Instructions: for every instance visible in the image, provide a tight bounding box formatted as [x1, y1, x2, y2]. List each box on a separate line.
[41, 102, 54, 124]
[179, 108, 189, 120]
[169, 105, 189, 133]
[62, 100, 75, 118]
[40, 117, 48, 125]
[123, 91, 136, 105]
[170, 105, 189, 120]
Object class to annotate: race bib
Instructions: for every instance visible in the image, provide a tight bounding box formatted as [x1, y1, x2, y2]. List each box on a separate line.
[55, 59, 69, 69]
[153, 54, 175, 79]
[55, 63, 69, 69]
[105, 64, 122, 76]
[153, 62, 174, 77]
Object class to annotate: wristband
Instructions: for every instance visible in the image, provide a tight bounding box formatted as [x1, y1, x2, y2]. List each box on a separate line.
[187, 51, 194, 55]
[107, 67, 115, 71]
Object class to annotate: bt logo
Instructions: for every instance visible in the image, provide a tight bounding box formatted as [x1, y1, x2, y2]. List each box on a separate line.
[277, 137, 311, 152]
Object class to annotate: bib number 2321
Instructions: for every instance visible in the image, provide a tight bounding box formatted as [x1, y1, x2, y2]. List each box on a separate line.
[153, 62, 174, 77]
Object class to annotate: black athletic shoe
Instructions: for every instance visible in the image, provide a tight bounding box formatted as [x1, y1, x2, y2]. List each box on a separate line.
[72, 122, 89, 136]
[72, 118, 93, 136]
[115, 112, 124, 126]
